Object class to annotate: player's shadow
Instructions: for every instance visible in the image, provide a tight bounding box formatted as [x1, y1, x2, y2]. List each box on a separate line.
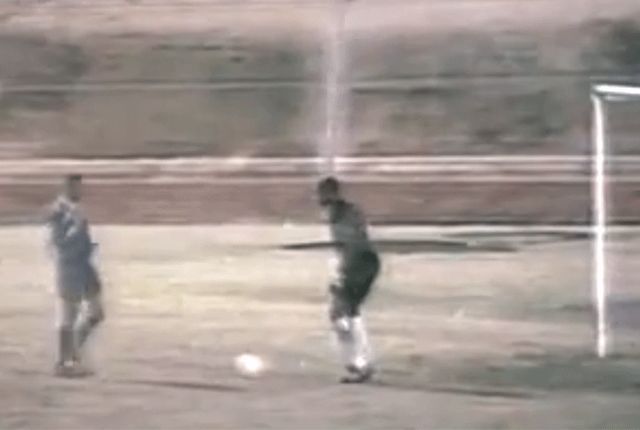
[375, 346, 640, 399]
[430, 351, 640, 396]
[447, 230, 589, 245]
[559, 299, 640, 330]
[119, 378, 244, 393]
[371, 379, 538, 400]
[281, 230, 590, 255]
[280, 239, 515, 254]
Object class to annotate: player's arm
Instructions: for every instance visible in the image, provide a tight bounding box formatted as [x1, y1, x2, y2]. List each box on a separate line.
[46, 202, 69, 247]
[352, 205, 369, 238]
[45, 202, 65, 257]
[53, 211, 93, 259]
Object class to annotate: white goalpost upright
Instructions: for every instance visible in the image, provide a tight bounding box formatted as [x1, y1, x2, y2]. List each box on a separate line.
[590, 83, 640, 358]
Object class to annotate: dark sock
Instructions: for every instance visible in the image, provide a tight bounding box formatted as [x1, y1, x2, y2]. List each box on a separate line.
[58, 328, 76, 364]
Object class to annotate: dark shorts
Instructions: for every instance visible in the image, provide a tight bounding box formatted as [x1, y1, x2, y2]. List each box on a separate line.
[57, 261, 102, 301]
[330, 251, 380, 318]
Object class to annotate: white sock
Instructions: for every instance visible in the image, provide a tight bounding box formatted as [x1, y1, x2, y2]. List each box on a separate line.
[350, 316, 373, 370]
[332, 317, 356, 367]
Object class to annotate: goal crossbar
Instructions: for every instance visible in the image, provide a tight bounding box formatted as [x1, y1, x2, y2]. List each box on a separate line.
[593, 84, 640, 99]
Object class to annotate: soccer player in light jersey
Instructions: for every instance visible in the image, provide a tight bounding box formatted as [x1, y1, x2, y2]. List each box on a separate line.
[47, 174, 104, 377]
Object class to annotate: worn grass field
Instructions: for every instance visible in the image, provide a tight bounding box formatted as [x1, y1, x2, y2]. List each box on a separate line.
[1, 225, 640, 429]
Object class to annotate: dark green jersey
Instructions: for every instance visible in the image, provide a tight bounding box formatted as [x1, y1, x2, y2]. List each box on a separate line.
[328, 199, 376, 262]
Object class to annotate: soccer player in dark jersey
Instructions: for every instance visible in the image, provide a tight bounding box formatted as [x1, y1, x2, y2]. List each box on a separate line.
[47, 174, 104, 377]
[317, 176, 380, 383]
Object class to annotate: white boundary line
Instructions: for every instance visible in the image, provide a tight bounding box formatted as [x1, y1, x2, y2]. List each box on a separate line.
[1, 155, 639, 165]
[0, 175, 618, 185]
[2, 155, 640, 183]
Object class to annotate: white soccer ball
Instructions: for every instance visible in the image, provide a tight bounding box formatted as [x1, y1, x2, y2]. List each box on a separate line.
[234, 353, 266, 378]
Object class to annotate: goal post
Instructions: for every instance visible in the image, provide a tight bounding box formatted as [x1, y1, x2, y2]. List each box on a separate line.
[590, 83, 640, 358]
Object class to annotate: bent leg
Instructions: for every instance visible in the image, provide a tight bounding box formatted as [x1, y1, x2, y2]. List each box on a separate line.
[56, 298, 81, 365]
[77, 294, 105, 348]
[329, 288, 357, 368]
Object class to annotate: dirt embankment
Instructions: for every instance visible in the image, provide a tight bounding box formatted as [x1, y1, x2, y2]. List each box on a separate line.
[1, 1, 639, 224]
[0, 0, 639, 159]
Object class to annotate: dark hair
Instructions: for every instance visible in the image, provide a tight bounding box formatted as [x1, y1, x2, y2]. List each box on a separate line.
[317, 176, 340, 193]
[66, 174, 82, 183]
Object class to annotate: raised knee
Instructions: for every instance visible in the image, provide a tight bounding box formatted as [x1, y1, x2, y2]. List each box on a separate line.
[331, 316, 351, 333]
[58, 323, 74, 332]
[89, 311, 105, 327]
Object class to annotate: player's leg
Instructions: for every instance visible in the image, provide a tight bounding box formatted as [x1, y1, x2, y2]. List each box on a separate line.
[328, 253, 358, 369]
[329, 285, 357, 370]
[333, 294, 374, 383]
[77, 264, 105, 349]
[77, 293, 105, 349]
[55, 297, 81, 375]
[341, 252, 380, 383]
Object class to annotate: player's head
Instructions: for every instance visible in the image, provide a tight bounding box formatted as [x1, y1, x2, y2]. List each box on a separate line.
[63, 174, 83, 202]
[317, 176, 341, 206]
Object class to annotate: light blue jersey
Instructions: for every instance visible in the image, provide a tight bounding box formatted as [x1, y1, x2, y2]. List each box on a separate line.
[47, 196, 98, 300]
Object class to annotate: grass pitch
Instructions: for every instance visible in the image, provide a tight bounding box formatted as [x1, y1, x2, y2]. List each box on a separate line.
[1, 225, 640, 429]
